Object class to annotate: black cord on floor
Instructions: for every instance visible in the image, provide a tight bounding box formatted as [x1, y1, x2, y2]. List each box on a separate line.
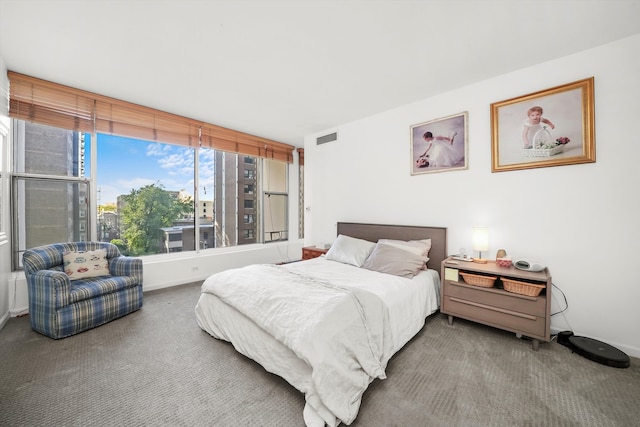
[551, 281, 568, 316]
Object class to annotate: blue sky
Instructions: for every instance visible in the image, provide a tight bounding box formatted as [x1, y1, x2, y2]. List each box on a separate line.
[96, 134, 214, 205]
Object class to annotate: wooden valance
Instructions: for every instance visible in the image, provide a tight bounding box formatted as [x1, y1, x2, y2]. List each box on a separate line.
[8, 71, 294, 162]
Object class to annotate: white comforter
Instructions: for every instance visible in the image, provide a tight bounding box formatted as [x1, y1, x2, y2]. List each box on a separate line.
[196, 257, 440, 426]
[200, 263, 393, 423]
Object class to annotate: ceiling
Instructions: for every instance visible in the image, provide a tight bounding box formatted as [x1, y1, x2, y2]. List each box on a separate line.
[1, 0, 640, 147]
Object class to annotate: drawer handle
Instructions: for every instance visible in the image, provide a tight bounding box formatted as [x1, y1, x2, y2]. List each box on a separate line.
[449, 297, 537, 321]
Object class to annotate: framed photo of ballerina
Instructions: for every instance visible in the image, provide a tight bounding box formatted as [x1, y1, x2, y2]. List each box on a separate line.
[410, 111, 468, 175]
[491, 77, 595, 172]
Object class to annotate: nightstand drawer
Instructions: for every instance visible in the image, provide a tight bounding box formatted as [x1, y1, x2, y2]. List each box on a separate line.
[442, 294, 546, 338]
[444, 281, 546, 317]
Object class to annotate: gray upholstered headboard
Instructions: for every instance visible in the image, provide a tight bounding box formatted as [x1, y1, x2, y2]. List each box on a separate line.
[336, 222, 447, 272]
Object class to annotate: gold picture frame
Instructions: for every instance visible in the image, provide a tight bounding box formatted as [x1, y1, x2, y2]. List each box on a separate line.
[491, 77, 595, 172]
[411, 111, 468, 175]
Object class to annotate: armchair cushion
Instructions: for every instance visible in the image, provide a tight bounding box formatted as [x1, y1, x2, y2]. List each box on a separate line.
[69, 275, 140, 304]
[63, 249, 110, 279]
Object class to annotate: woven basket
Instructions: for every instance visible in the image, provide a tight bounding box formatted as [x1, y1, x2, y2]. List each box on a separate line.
[502, 278, 545, 296]
[460, 272, 496, 288]
[521, 145, 564, 157]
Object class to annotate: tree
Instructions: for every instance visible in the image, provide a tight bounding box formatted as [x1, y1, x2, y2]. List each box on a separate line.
[120, 183, 194, 255]
[99, 203, 117, 213]
[110, 239, 127, 255]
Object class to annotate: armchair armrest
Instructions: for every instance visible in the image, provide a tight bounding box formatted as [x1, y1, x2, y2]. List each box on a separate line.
[109, 256, 143, 282]
[27, 270, 71, 309]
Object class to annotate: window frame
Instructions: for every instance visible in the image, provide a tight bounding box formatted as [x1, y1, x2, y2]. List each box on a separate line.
[7, 71, 295, 270]
[0, 123, 8, 241]
[10, 120, 92, 269]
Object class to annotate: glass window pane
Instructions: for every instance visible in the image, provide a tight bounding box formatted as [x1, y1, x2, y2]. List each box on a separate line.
[14, 178, 88, 268]
[263, 159, 287, 192]
[198, 147, 216, 249]
[13, 121, 90, 178]
[262, 158, 288, 243]
[199, 148, 259, 247]
[263, 193, 288, 242]
[97, 134, 195, 255]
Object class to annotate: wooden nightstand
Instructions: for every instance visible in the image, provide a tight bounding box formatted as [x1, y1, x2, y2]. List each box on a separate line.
[302, 246, 329, 260]
[441, 258, 552, 350]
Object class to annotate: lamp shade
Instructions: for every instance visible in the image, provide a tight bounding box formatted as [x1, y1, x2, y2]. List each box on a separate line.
[472, 226, 489, 252]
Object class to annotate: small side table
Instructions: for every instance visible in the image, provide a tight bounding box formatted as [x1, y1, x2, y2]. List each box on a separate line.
[302, 246, 329, 260]
[441, 258, 552, 351]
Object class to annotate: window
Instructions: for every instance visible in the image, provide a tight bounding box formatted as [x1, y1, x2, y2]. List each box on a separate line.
[8, 72, 294, 269]
[297, 148, 304, 239]
[12, 120, 91, 268]
[262, 159, 288, 243]
[0, 124, 6, 235]
[11, 120, 289, 266]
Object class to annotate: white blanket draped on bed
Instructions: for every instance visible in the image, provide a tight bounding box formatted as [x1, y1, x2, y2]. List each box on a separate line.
[199, 263, 394, 425]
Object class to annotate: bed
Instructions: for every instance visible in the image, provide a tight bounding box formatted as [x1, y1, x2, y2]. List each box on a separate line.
[195, 222, 447, 426]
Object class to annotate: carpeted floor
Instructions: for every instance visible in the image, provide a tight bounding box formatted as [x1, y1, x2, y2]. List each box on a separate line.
[1, 282, 639, 427]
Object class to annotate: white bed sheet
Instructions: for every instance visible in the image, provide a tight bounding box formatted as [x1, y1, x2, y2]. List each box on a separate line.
[285, 256, 440, 353]
[194, 256, 440, 426]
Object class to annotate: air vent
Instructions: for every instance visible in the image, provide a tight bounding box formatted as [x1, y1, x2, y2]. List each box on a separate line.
[316, 132, 337, 145]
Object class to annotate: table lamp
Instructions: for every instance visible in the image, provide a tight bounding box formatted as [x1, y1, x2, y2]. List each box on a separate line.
[472, 226, 489, 264]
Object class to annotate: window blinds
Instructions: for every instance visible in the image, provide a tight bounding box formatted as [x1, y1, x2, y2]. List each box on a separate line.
[8, 71, 294, 162]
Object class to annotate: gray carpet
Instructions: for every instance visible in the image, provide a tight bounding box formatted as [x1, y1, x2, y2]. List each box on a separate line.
[1, 282, 638, 427]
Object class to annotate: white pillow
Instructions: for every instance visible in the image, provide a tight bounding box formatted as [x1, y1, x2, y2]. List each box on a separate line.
[63, 249, 110, 280]
[378, 238, 431, 257]
[325, 234, 376, 267]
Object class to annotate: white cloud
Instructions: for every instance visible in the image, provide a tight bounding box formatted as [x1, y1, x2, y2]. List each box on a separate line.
[99, 142, 222, 203]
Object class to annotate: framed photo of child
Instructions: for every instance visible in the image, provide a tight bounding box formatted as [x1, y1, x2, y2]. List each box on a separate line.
[411, 111, 468, 175]
[491, 77, 595, 172]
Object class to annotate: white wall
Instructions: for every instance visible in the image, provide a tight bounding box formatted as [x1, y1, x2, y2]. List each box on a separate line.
[304, 34, 640, 358]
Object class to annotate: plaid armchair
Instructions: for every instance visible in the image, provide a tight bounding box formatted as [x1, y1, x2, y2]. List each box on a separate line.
[22, 242, 143, 339]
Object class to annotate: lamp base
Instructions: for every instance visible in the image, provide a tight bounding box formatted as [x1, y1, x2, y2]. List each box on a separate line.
[472, 258, 488, 264]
